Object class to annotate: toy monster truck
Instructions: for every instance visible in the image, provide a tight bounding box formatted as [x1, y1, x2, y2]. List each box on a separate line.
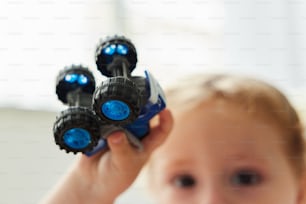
[53, 35, 166, 156]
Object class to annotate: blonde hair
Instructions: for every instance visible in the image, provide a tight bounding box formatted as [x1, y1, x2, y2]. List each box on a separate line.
[166, 74, 305, 178]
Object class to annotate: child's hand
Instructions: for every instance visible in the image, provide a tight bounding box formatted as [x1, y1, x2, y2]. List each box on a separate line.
[41, 109, 173, 204]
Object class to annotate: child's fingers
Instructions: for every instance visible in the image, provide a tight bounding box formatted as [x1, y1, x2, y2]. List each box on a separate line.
[107, 131, 140, 169]
[76, 148, 107, 171]
[142, 109, 174, 154]
[83, 146, 108, 163]
[78, 110, 173, 174]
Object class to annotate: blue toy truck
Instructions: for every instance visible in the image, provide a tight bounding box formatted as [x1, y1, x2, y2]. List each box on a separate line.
[53, 35, 166, 156]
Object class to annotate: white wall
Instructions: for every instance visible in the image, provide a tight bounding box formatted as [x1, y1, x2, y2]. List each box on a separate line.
[0, 109, 71, 203]
[0, 0, 305, 112]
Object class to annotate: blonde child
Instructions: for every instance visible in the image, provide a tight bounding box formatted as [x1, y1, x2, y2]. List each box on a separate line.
[148, 74, 306, 204]
[41, 74, 306, 204]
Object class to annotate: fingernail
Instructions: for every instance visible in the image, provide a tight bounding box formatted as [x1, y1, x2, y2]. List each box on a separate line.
[110, 132, 124, 144]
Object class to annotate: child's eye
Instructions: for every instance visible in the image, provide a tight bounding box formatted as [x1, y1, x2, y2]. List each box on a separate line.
[172, 174, 197, 188]
[230, 170, 262, 187]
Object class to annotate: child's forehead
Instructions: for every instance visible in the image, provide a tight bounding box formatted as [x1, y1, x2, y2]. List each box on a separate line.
[153, 105, 287, 173]
[174, 98, 281, 128]
[168, 101, 285, 156]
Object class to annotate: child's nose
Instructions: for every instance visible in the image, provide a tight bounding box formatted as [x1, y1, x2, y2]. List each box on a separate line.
[198, 186, 230, 204]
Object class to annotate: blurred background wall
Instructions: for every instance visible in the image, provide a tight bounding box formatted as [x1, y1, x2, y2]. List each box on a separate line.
[0, 0, 305, 203]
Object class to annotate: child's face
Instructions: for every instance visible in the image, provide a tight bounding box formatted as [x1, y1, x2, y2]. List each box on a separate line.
[150, 101, 304, 204]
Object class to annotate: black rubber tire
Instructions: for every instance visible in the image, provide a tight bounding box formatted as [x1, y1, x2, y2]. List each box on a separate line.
[93, 77, 142, 126]
[53, 107, 100, 154]
[95, 35, 137, 77]
[56, 65, 96, 104]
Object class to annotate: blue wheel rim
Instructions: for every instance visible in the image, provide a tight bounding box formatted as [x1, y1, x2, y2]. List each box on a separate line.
[103, 44, 116, 55]
[101, 100, 130, 121]
[63, 128, 91, 149]
[116, 44, 128, 55]
[64, 73, 89, 85]
[64, 74, 78, 83]
[102, 44, 129, 55]
[77, 74, 88, 85]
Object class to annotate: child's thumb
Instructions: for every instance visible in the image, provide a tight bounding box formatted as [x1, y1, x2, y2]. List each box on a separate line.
[107, 131, 138, 168]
